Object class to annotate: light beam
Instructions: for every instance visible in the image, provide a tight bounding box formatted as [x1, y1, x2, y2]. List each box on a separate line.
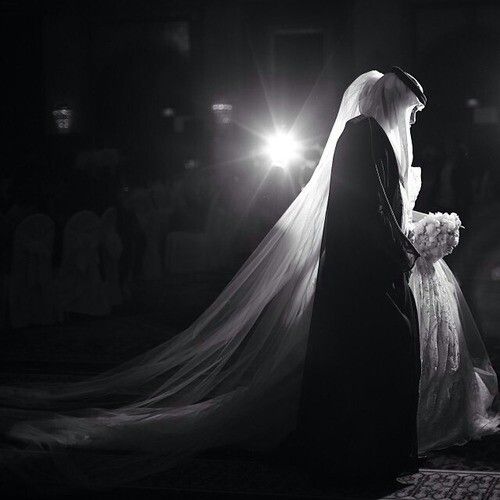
[265, 131, 301, 167]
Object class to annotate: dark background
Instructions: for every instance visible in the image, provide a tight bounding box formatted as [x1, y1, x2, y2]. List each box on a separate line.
[1, 0, 500, 353]
[0, 1, 499, 496]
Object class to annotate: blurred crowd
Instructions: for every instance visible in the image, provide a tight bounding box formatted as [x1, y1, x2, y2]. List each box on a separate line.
[414, 138, 498, 222]
[0, 149, 299, 330]
[0, 135, 498, 331]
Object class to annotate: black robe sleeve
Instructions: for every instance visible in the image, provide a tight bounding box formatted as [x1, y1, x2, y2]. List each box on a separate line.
[322, 117, 417, 289]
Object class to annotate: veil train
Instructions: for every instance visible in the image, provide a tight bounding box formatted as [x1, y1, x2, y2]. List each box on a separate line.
[0, 71, 497, 486]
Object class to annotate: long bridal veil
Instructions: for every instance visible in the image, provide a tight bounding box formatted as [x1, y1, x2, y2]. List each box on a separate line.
[0, 71, 381, 486]
[0, 70, 497, 487]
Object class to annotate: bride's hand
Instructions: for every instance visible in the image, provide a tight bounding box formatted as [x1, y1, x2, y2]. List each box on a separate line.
[412, 210, 427, 223]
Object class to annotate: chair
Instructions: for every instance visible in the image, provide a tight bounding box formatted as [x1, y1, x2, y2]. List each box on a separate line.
[9, 214, 57, 328]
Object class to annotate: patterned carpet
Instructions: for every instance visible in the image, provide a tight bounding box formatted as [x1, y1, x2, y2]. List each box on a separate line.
[387, 469, 500, 500]
[126, 459, 500, 499]
[1, 305, 498, 499]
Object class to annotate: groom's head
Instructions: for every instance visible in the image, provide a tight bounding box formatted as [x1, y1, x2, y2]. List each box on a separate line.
[357, 67, 426, 182]
[360, 67, 426, 129]
[391, 67, 426, 127]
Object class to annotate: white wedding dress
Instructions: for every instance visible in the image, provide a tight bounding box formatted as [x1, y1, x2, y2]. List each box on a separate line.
[405, 167, 499, 453]
[0, 71, 497, 487]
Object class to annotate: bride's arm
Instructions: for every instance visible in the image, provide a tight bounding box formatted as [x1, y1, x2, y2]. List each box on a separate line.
[412, 210, 427, 223]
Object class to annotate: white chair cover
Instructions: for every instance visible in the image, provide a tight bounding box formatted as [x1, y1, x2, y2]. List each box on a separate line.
[58, 211, 110, 316]
[8, 214, 57, 328]
[130, 189, 162, 280]
[101, 207, 123, 307]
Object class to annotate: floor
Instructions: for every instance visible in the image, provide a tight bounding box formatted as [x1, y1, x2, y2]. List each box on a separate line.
[0, 261, 499, 499]
[1, 448, 499, 499]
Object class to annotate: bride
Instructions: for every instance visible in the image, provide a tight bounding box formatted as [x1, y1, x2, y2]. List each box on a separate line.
[0, 69, 497, 487]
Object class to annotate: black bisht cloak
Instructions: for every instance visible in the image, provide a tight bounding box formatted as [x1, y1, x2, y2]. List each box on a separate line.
[297, 115, 421, 480]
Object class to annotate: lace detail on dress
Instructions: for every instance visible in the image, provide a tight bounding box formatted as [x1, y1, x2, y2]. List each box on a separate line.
[414, 258, 460, 375]
[410, 258, 498, 452]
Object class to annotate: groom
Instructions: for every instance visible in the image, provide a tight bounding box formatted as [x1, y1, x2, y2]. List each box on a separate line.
[297, 68, 426, 485]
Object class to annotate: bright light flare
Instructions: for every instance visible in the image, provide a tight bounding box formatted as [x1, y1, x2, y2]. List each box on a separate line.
[265, 131, 301, 167]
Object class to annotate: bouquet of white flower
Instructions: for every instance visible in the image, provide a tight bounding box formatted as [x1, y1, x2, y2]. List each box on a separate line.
[411, 212, 462, 264]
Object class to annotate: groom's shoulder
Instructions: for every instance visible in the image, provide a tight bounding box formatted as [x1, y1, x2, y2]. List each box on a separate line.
[342, 115, 371, 142]
[348, 114, 368, 125]
[346, 114, 371, 130]
[345, 115, 384, 143]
